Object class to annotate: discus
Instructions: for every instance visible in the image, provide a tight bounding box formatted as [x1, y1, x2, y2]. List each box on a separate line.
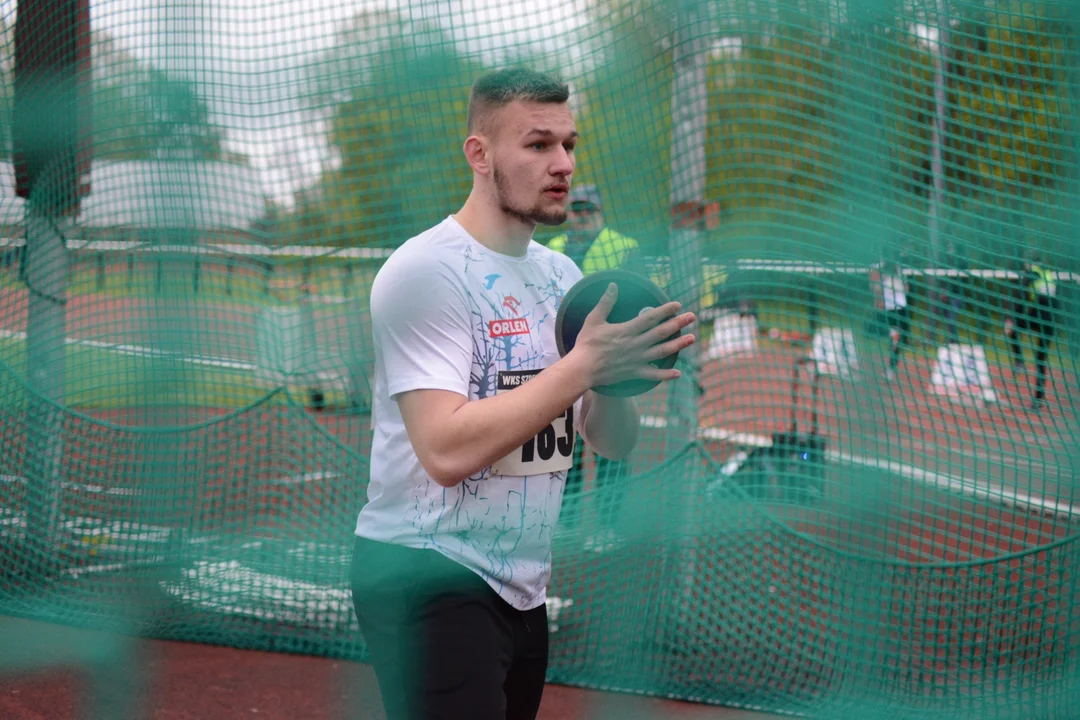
[555, 269, 682, 397]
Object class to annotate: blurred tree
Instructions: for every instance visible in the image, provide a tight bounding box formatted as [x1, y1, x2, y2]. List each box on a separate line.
[315, 44, 485, 247]
[282, 11, 489, 247]
[141, 73, 225, 160]
[904, 1, 1079, 264]
[287, 0, 1078, 261]
[88, 33, 155, 160]
[303, 9, 403, 113]
[0, 26, 234, 161]
[878, 29, 936, 202]
[563, 14, 674, 251]
[707, 9, 835, 223]
[703, 4, 856, 259]
[0, 19, 12, 157]
[945, 2, 1075, 200]
[89, 33, 230, 161]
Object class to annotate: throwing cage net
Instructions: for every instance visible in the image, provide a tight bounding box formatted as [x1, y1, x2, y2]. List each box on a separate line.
[1, 0, 1079, 718]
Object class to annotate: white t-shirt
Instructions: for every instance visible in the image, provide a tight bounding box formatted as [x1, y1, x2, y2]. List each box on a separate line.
[881, 273, 907, 311]
[355, 216, 585, 611]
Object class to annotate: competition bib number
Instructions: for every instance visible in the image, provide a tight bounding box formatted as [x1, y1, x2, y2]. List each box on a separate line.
[490, 370, 576, 476]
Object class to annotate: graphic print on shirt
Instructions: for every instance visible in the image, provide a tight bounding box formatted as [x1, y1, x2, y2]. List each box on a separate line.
[463, 253, 550, 415]
[418, 242, 578, 606]
[489, 294, 530, 338]
[452, 251, 574, 570]
[530, 266, 569, 313]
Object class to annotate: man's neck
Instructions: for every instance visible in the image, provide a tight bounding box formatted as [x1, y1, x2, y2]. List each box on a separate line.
[453, 193, 535, 258]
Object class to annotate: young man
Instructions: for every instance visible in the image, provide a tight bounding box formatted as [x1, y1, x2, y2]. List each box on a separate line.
[351, 68, 696, 720]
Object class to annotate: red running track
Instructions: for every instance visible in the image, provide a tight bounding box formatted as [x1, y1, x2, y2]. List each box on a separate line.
[0, 617, 779, 720]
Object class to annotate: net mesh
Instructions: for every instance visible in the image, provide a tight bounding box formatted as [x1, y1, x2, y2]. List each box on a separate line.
[1, 0, 1079, 717]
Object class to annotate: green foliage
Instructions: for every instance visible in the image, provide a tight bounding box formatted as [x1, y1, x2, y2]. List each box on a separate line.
[562, 20, 673, 250]
[285, 18, 487, 247]
[290, 6, 680, 250]
[703, 1, 1077, 262]
[946, 2, 1075, 197]
[93, 71, 227, 162]
[0, 31, 230, 162]
[707, 12, 841, 258]
[0, 19, 11, 156]
[288, 1, 1077, 263]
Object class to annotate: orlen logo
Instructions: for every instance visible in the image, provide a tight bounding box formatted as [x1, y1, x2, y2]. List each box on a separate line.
[502, 296, 522, 316]
[489, 318, 530, 338]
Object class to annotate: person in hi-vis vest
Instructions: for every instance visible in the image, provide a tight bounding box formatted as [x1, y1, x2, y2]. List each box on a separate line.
[547, 184, 640, 549]
[1005, 250, 1060, 411]
[547, 184, 645, 276]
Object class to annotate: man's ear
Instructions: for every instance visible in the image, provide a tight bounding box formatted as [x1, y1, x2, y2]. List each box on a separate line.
[463, 135, 491, 176]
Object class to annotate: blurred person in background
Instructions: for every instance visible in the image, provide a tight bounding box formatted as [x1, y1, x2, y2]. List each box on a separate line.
[1005, 249, 1060, 411]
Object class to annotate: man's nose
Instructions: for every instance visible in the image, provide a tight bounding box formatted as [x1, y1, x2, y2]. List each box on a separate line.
[550, 146, 574, 177]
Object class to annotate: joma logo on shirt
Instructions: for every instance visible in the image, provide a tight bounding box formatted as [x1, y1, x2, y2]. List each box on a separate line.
[489, 318, 530, 337]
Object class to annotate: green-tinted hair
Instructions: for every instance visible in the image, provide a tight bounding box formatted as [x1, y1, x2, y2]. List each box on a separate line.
[467, 68, 570, 136]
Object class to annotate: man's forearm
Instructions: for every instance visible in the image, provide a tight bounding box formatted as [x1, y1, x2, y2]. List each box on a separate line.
[421, 354, 592, 486]
[581, 391, 639, 461]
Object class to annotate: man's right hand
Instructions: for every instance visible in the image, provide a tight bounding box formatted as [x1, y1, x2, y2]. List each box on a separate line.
[567, 282, 696, 390]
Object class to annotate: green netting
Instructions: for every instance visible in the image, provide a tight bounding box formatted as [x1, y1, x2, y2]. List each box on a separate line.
[1, 0, 1079, 718]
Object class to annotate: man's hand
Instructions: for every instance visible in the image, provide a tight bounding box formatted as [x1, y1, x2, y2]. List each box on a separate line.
[571, 283, 693, 461]
[569, 282, 696, 390]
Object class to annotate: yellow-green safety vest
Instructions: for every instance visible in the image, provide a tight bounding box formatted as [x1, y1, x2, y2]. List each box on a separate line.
[1031, 264, 1056, 299]
[549, 228, 728, 307]
[547, 227, 639, 275]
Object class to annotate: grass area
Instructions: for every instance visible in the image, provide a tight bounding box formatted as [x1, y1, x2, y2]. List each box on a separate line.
[0, 255, 1074, 411]
[62, 254, 380, 308]
[0, 304, 1065, 415]
[0, 335, 332, 413]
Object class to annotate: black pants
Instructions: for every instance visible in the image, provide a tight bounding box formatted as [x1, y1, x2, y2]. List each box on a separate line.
[886, 307, 910, 369]
[1008, 295, 1058, 402]
[350, 536, 548, 720]
[940, 288, 963, 344]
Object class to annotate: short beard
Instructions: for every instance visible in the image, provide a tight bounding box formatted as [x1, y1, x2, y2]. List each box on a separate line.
[494, 165, 567, 226]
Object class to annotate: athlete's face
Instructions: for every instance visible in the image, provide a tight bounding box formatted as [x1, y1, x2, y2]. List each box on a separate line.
[489, 100, 577, 227]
